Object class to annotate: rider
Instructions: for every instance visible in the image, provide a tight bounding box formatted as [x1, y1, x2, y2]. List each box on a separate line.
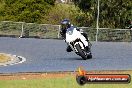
[60, 19, 90, 52]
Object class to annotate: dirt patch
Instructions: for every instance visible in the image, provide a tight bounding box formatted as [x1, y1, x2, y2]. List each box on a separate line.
[0, 71, 131, 80]
[0, 72, 74, 80]
[0, 53, 26, 66]
[0, 53, 11, 63]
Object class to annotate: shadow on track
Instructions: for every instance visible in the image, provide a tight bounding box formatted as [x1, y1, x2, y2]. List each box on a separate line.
[64, 57, 93, 60]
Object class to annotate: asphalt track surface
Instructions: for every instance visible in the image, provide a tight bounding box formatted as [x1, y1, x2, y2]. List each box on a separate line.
[0, 37, 132, 73]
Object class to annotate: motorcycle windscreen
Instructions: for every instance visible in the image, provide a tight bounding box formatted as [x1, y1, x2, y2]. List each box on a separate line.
[66, 28, 82, 42]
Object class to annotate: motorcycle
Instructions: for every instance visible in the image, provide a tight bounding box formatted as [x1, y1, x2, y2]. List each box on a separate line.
[65, 27, 92, 60]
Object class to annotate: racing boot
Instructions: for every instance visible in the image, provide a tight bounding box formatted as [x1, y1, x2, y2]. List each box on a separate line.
[66, 45, 73, 52]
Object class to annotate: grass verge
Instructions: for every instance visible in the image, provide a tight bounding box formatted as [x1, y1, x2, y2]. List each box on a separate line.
[0, 71, 131, 88]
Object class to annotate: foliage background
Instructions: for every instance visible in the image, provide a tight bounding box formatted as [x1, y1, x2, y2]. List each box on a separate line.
[0, 0, 131, 28]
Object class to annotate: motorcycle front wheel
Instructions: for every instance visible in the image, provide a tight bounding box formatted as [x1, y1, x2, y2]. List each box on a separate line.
[75, 44, 87, 60]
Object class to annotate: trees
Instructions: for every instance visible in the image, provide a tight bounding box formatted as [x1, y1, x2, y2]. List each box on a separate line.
[0, 0, 131, 28]
[0, 0, 55, 23]
[42, 3, 92, 26]
[73, 0, 132, 28]
[99, 0, 132, 28]
[73, 0, 94, 27]
[73, 0, 92, 12]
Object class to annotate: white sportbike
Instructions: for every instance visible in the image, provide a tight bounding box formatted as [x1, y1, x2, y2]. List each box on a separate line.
[65, 27, 92, 60]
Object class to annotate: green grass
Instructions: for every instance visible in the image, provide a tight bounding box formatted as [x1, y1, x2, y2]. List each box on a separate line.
[0, 74, 131, 88]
